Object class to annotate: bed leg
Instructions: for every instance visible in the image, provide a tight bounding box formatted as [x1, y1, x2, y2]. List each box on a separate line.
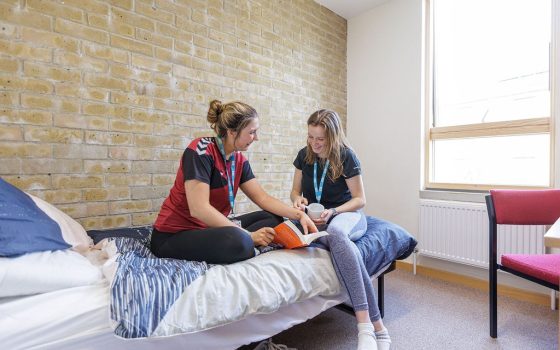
[413, 248, 418, 275]
[378, 274, 384, 318]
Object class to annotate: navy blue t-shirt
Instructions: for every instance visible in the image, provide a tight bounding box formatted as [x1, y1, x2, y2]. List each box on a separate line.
[293, 147, 361, 209]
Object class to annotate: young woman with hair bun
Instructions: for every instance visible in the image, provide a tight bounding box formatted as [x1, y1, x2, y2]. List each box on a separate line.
[151, 100, 317, 264]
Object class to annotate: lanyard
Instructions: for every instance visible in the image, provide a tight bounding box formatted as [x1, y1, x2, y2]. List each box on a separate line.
[215, 137, 236, 215]
[313, 159, 329, 203]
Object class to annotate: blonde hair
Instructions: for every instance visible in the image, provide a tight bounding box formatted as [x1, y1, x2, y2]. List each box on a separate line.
[304, 109, 351, 181]
[207, 100, 258, 139]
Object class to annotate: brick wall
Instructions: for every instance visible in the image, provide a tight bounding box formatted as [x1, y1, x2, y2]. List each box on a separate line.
[0, 0, 347, 230]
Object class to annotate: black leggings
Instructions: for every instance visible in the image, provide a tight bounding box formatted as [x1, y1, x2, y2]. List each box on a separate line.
[150, 210, 284, 264]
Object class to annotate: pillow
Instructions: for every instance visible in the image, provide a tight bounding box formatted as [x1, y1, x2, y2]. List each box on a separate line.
[0, 178, 70, 257]
[28, 193, 93, 252]
[354, 216, 418, 276]
[0, 249, 103, 297]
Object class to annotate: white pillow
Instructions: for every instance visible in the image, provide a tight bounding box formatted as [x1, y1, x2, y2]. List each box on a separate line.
[27, 194, 93, 252]
[0, 249, 103, 297]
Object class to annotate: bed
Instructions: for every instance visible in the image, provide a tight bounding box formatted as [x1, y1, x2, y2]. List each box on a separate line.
[0, 178, 417, 350]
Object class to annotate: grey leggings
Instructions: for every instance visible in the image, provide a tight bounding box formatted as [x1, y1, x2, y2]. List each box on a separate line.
[320, 212, 381, 322]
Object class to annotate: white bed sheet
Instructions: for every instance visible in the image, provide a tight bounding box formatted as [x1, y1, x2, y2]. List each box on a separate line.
[0, 283, 110, 350]
[1, 282, 346, 350]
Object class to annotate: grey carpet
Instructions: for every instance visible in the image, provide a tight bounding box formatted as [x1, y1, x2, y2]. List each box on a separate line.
[238, 269, 558, 350]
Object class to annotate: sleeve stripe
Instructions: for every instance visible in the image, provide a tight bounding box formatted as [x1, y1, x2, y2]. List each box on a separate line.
[195, 138, 212, 155]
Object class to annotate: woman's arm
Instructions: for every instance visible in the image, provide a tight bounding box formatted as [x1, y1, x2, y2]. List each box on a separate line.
[240, 178, 318, 234]
[290, 169, 308, 209]
[336, 175, 366, 213]
[185, 179, 237, 228]
[314, 175, 366, 225]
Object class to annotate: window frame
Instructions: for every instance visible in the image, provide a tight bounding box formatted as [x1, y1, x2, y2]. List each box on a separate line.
[423, 0, 557, 191]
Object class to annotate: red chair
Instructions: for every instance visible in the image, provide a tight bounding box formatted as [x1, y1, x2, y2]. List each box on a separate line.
[486, 189, 560, 338]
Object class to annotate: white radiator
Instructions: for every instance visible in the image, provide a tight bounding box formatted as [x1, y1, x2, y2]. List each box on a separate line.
[418, 199, 546, 268]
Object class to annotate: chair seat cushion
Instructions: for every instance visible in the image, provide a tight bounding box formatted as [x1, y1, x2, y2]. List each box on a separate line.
[501, 254, 560, 286]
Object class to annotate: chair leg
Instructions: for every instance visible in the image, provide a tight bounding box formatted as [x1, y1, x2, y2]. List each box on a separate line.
[378, 274, 384, 319]
[487, 200, 498, 339]
[490, 265, 498, 338]
[551, 290, 558, 310]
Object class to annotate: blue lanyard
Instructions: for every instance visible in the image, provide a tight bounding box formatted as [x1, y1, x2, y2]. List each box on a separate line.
[313, 159, 329, 203]
[215, 137, 236, 215]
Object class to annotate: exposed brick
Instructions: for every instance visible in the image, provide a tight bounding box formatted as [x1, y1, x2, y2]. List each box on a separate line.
[0, 3, 52, 31]
[53, 144, 107, 159]
[54, 52, 108, 73]
[52, 174, 103, 189]
[0, 142, 52, 158]
[2, 175, 52, 190]
[108, 146, 154, 160]
[0, 20, 16, 38]
[105, 173, 151, 186]
[27, 0, 84, 23]
[54, 113, 109, 130]
[83, 187, 130, 201]
[84, 159, 131, 173]
[80, 214, 131, 230]
[135, 2, 174, 23]
[110, 199, 151, 214]
[32, 189, 83, 204]
[24, 125, 83, 143]
[0, 125, 22, 141]
[0, 158, 21, 174]
[62, 0, 109, 15]
[132, 211, 158, 226]
[1, 0, 347, 230]
[21, 158, 82, 174]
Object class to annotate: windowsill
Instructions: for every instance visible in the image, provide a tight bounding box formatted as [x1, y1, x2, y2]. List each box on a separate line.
[419, 189, 487, 203]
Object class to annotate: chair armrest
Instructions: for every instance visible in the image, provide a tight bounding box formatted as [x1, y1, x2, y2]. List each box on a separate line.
[544, 218, 560, 248]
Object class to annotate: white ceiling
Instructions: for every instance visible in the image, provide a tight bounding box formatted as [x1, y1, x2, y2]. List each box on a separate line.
[314, 0, 390, 19]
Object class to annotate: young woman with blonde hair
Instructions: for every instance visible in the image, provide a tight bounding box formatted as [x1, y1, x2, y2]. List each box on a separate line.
[151, 100, 317, 264]
[290, 109, 391, 350]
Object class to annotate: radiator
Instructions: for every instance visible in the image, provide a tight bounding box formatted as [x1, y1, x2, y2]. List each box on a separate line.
[418, 199, 546, 268]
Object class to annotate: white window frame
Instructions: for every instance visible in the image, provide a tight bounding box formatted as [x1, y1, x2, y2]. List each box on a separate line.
[424, 0, 559, 191]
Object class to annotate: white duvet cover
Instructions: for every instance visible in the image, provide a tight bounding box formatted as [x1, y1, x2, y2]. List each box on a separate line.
[152, 247, 342, 336]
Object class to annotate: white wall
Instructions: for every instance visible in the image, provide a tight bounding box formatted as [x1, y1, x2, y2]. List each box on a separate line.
[347, 0, 559, 293]
[347, 0, 423, 234]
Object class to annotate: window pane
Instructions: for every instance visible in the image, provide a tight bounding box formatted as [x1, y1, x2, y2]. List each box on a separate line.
[433, 0, 551, 127]
[432, 135, 550, 187]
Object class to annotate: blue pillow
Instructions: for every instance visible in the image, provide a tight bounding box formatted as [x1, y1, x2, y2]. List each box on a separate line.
[0, 178, 70, 257]
[354, 216, 418, 276]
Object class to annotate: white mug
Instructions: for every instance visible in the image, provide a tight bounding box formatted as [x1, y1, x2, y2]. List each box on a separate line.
[307, 203, 325, 220]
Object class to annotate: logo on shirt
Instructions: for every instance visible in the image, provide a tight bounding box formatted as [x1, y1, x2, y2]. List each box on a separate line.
[196, 138, 212, 155]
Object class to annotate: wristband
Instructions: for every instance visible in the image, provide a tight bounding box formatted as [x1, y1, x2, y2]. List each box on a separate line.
[331, 208, 338, 216]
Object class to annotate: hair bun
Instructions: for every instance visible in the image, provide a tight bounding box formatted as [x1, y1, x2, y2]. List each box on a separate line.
[210, 100, 223, 115]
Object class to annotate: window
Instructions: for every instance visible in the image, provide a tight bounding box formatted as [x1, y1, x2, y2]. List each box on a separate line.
[425, 0, 555, 190]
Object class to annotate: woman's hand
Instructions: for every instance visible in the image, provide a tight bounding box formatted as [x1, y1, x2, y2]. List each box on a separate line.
[250, 227, 276, 246]
[311, 209, 335, 226]
[298, 213, 318, 234]
[292, 196, 308, 211]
